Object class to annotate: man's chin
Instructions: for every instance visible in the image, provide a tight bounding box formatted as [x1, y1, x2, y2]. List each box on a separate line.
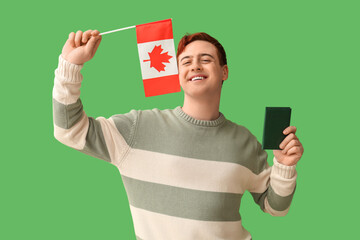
[183, 88, 214, 99]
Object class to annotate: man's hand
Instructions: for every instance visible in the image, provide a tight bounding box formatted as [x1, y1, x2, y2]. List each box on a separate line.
[273, 126, 304, 166]
[61, 29, 102, 65]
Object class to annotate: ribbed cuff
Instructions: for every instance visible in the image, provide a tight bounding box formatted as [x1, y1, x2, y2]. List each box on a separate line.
[55, 54, 84, 83]
[272, 157, 297, 179]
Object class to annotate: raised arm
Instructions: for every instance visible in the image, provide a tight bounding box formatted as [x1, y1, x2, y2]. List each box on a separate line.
[52, 30, 136, 168]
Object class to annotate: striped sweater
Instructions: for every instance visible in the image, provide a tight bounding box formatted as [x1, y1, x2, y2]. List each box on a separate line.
[52, 54, 297, 240]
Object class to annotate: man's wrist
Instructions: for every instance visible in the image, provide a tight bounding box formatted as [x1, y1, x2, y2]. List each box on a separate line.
[56, 54, 84, 83]
[272, 157, 297, 179]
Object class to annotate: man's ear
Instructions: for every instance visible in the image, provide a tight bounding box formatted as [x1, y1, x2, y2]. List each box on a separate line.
[222, 65, 229, 81]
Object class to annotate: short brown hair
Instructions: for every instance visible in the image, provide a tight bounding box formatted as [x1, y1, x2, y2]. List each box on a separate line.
[176, 32, 227, 66]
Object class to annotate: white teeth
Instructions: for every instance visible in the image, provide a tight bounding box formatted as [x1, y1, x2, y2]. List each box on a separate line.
[191, 76, 205, 81]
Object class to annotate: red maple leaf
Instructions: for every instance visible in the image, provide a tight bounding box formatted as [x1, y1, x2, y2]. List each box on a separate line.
[143, 45, 173, 72]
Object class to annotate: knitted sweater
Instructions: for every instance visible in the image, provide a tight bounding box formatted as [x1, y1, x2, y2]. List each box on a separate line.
[52, 55, 297, 240]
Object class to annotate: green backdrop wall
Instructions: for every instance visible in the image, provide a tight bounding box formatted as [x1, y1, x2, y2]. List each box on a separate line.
[1, 0, 359, 239]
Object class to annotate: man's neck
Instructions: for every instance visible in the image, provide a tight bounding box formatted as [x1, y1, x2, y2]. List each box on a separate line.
[181, 94, 221, 121]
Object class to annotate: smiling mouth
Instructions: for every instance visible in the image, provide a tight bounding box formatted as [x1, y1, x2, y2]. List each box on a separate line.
[189, 76, 207, 82]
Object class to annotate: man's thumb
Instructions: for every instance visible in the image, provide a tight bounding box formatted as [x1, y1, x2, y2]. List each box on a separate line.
[85, 35, 101, 53]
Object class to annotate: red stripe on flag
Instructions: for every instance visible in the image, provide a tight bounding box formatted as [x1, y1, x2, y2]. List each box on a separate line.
[143, 74, 181, 97]
[136, 19, 174, 44]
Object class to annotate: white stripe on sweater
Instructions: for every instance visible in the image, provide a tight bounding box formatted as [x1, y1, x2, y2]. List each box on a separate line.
[129, 204, 252, 240]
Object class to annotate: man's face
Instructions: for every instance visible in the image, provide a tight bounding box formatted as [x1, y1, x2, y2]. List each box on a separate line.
[178, 40, 228, 99]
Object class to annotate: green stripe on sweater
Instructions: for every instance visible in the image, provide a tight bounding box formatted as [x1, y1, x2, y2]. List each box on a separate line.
[267, 185, 296, 211]
[121, 175, 242, 221]
[79, 117, 111, 162]
[112, 108, 268, 175]
[52, 98, 83, 129]
[251, 185, 296, 211]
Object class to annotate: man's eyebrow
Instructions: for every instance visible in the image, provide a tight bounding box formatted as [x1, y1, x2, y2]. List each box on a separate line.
[180, 56, 190, 62]
[180, 53, 215, 62]
[200, 53, 215, 59]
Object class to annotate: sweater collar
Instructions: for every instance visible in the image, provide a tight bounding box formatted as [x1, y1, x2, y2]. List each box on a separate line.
[174, 106, 226, 127]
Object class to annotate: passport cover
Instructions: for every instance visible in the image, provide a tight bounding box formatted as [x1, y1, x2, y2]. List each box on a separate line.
[262, 107, 292, 150]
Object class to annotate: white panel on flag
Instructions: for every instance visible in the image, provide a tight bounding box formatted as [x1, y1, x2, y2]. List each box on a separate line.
[137, 39, 178, 80]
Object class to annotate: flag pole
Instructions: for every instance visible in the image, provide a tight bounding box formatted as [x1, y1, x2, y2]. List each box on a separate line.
[99, 25, 135, 36]
[99, 19, 173, 36]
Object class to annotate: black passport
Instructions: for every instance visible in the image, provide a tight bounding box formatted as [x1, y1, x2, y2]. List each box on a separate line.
[262, 107, 292, 150]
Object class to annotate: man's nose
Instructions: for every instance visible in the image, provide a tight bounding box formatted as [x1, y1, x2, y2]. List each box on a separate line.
[191, 61, 202, 71]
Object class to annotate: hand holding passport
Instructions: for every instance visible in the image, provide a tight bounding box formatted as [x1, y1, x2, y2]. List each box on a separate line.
[262, 107, 304, 166]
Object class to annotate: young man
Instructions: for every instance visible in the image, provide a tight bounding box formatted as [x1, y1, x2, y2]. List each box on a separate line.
[53, 29, 304, 240]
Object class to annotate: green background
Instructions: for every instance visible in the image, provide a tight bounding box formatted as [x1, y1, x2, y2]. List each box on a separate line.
[1, 0, 359, 239]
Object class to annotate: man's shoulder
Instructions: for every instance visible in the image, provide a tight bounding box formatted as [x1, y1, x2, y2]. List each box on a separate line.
[222, 118, 260, 145]
[225, 118, 254, 134]
[141, 107, 172, 113]
[110, 106, 177, 124]
[111, 106, 174, 117]
[137, 106, 176, 117]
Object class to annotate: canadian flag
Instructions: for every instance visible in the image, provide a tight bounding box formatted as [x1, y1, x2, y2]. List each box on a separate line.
[136, 19, 181, 97]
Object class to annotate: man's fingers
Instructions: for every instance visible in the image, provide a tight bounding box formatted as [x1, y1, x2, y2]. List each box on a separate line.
[286, 146, 302, 155]
[87, 30, 101, 50]
[283, 126, 297, 135]
[279, 133, 298, 149]
[86, 35, 102, 55]
[82, 30, 93, 43]
[280, 126, 299, 150]
[75, 30, 83, 47]
[69, 29, 99, 48]
[92, 36, 102, 55]
[66, 32, 76, 48]
[282, 139, 299, 153]
[91, 30, 100, 36]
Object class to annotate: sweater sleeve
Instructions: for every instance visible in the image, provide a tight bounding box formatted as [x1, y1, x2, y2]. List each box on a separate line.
[247, 138, 297, 216]
[52, 54, 137, 168]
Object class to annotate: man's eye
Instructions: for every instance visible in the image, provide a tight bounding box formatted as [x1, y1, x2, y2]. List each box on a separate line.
[202, 59, 210, 62]
[182, 61, 190, 65]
